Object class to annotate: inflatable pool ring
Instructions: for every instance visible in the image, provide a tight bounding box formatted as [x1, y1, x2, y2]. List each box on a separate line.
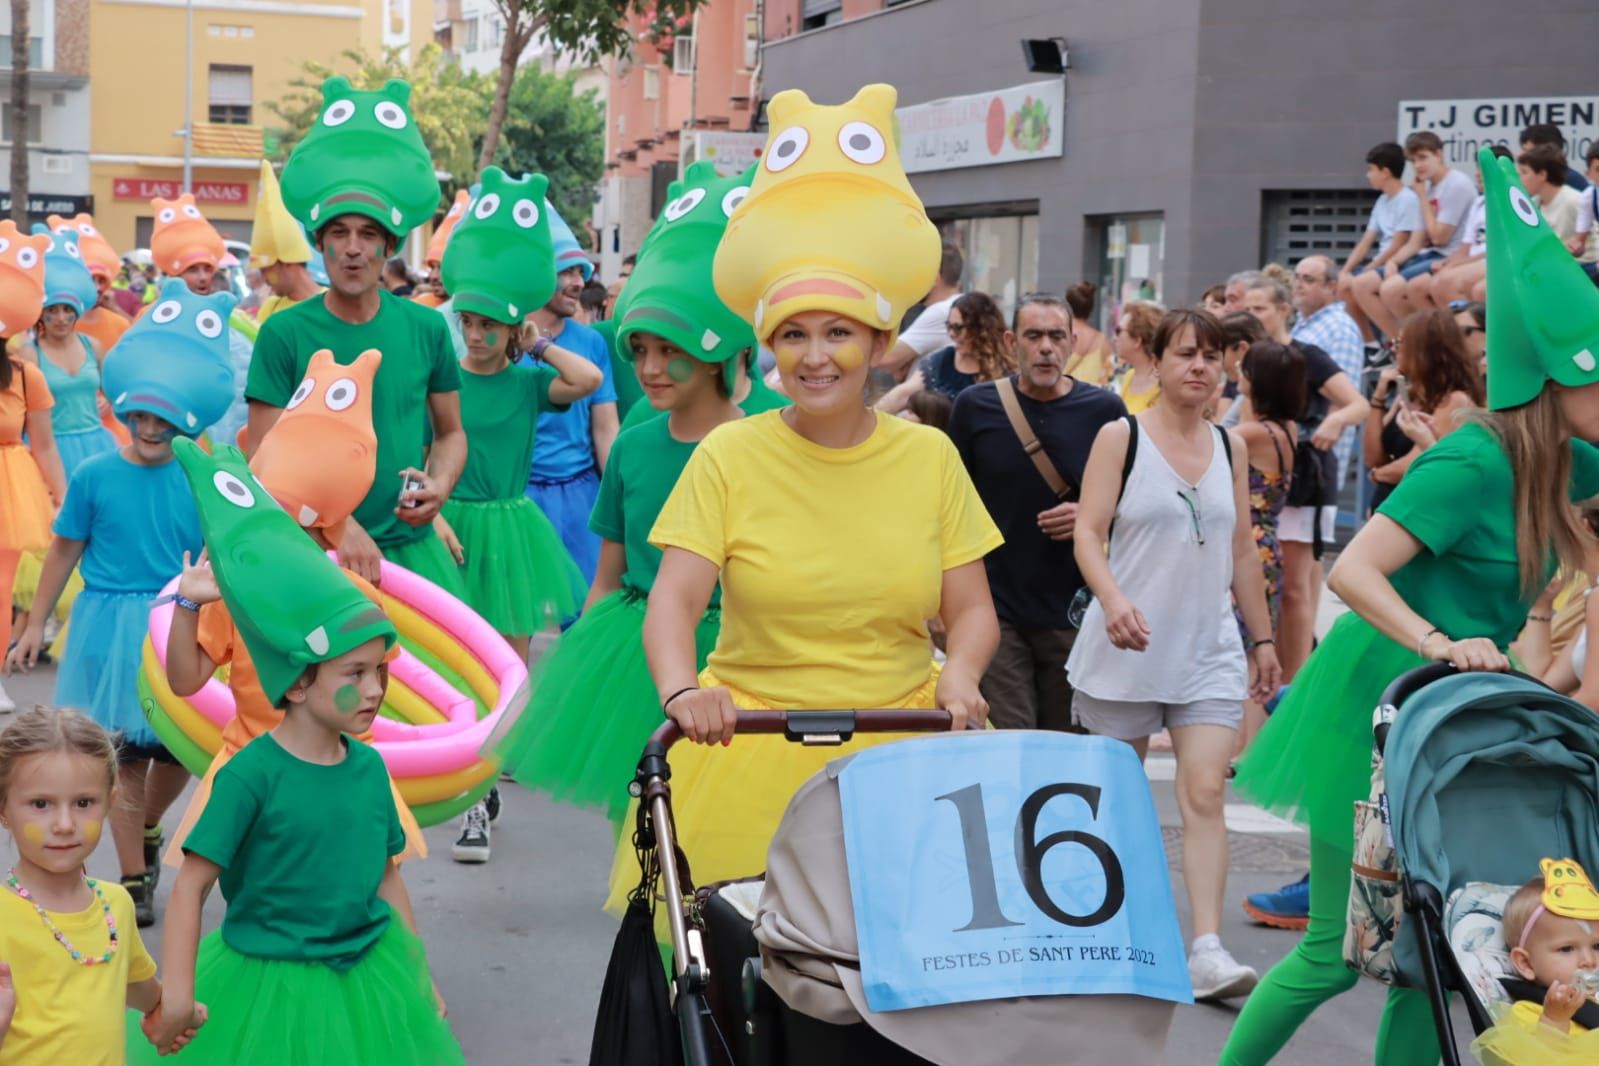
[140, 557, 527, 826]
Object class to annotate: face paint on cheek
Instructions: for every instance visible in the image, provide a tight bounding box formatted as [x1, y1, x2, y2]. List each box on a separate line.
[82, 818, 101, 846]
[666, 357, 697, 383]
[773, 344, 804, 374]
[832, 341, 867, 371]
[483, 331, 499, 349]
[334, 684, 363, 714]
[20, 822, 44, 845]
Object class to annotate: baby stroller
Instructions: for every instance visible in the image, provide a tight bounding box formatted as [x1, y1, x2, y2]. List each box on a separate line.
[1358, 663, 1599, 1066]
[613, 709, 1176, 1066]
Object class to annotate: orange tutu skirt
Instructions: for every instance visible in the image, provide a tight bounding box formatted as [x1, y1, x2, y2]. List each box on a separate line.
[0, 442, 53, 551]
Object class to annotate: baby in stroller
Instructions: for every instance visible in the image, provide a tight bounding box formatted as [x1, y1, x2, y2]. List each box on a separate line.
[1472, 859, 1599, 1063]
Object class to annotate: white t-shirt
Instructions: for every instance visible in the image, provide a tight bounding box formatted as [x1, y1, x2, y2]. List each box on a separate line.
[896, 294, 958, 359]
[1426, 168, 1478, 254]
[1460, 194, 1488, 257]
[1368, 188, 1422, 256]
[1574, 186, 1599, 263]
[1540, 184, 1583, 240]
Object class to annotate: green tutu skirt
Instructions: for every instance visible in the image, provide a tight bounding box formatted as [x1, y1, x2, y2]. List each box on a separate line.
[441, 497, 586, 637]
[127, 921, 463, 1066]
[492, 587, 720, 826]
[1234, 611, 1426, 848]
[382, 531, 468, 599]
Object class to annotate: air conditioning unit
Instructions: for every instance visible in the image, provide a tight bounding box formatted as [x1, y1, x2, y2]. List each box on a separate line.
[42, 155, 70, 174]
[673, 35, 694, 73]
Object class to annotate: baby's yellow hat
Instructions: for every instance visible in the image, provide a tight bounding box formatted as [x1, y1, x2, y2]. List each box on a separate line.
[712, 83, 939, 344]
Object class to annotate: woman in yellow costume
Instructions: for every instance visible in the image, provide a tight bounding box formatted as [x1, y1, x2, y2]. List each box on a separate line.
[607, 83, 1003, 913]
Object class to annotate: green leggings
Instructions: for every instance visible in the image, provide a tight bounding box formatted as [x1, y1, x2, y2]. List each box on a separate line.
[1219, 834, 1442, 1064]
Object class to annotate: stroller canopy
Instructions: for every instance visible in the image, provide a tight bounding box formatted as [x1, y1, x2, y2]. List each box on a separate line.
[1384, 672, 1599, 984]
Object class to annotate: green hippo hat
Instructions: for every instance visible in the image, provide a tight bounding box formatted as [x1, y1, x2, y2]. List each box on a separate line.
[173, 438, 396, 705]
[1480, 145, 1599, 410]
[613, 161, 757, 387]
[281, 77, 440, 238]
[440, 168, 556, 325]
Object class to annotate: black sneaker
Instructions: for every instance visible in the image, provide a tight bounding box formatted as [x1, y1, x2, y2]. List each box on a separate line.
[144, 825, 164, 891]
[124, 874, 156, 928]
[451, 802, 491, 864]
[484, 785, 501, 824]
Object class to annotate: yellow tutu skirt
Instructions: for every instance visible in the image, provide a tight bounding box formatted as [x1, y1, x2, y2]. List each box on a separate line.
[165, 740, 429, 866]
[604, 665, 941, 919]
[0, 442, 53, 552]
[1473, 1007, 1599, 1064]
[12, 550, 82, 657]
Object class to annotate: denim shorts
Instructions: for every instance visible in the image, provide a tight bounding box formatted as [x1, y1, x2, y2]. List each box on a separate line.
[1398, 248, 1447, 280]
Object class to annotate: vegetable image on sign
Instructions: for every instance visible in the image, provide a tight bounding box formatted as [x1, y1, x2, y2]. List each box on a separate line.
[985, 97, 1005, 155]
[839, 732, 1191, 1012]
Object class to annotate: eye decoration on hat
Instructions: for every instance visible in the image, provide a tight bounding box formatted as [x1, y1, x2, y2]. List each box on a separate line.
[101, 277, 237, 436]
[712, 83, 939, 344]
[614, 161, 757, 386]
[35, 225, 97, 317]
[149, 193, 225, 277]
[47, 213, 119, 281]
[0, 220, 49, 339]
[174, 438, 397, 706]
[1479, 145, 1599, 410]
[280, 77, 441, 239]
[249, 348, 381, 538]
[1540, 858, 1599, 920]
[441, 167, 556, 326]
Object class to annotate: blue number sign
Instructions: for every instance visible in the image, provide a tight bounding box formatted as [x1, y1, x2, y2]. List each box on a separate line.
[838, 731, 1193, 1012]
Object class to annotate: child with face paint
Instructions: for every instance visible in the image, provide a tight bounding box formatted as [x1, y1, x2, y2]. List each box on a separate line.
[602, 85, 1004, 918]
[0, 708, 204, 1062]
[141, 440, 462, 1066]
[6, 280, 230, 927]
[1470, 859, 1599, 1062]
[490, 167, 759, 829]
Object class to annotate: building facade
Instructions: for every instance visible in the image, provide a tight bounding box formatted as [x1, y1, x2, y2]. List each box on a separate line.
[88, 0, 432, 251]
[760, 0, 1599, 327]
[0, 0, 93, 224]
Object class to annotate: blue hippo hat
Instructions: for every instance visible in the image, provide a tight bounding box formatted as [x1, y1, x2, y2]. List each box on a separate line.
[280, 77, 440, 239]
[441, 168, 556, 325]
[544, 198, 593, 282]
[102, 278, 238, 437]
[34, 224, 97, 316]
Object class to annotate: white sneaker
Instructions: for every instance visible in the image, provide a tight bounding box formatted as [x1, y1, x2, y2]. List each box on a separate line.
[0, 678, 15, 714]
[451, 802, 490, 864]
[1188, 943, 1258, 1001]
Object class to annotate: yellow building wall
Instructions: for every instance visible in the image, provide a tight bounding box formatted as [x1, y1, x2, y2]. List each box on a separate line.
[89, 0, 434, 253]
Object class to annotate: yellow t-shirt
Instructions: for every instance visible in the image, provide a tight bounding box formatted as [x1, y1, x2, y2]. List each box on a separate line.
[651, 409, 1003, 708]
[0, 881, 156, 1066]
[1118, 370, 1160, 414]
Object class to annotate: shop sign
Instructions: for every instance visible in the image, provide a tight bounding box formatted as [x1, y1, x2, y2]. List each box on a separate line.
[686, 131, 766, 177]
[112, 178, 249, 204]
[897, 80, 1064, 175]
[0, 192, 93, 215]
[1398, 96, 1599, 168]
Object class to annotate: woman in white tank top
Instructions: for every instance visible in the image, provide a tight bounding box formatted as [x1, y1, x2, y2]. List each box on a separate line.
[1066, 308, 1281, 1003]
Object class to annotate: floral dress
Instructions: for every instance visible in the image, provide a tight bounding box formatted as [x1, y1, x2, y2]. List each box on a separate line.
[1235, 420, 1292, 643]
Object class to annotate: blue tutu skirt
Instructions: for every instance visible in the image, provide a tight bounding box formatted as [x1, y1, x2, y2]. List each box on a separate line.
[54, 425, 116, 479]
[56, 588, 158, 745]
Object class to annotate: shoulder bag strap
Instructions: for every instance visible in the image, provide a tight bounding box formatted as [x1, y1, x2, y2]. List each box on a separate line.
[995, 376, 1073, 501]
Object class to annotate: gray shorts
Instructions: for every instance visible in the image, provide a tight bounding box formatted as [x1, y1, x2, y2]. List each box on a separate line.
[1070, 692, 1242, 741]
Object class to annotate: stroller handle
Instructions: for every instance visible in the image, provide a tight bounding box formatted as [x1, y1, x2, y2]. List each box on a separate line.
[645, 708, 958, 753]
[1374, 662, 1548, 756]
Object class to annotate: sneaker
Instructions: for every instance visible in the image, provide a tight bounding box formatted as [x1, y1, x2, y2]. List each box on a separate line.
[124, 874, 156, 928]
[1188, 943, 1258, 1002]
[452, 802, 490, 864]
[0, 678, 15, 714]
[484, 785, 501, 824]
[1242, 873, 1310, 930]
[143, 825, 164, 891]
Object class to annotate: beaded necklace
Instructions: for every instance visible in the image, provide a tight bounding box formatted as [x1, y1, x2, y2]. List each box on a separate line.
[5, 869, 119, 966]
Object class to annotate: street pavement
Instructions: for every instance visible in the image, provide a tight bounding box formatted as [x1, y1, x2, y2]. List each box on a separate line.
[0, 593, 1472, 1064]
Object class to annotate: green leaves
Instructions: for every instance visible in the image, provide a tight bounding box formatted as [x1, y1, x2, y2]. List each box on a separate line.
[491, 67, 605, 226]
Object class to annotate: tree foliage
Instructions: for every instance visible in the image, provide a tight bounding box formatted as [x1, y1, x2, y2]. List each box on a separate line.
[492, 67, 605, 226]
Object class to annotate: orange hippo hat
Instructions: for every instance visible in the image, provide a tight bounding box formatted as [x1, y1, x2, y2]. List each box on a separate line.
[426, 188, 471, 268]
[48, 213, 119, 281]
[0, 220, 50, 337]
[150, 194, 225, 276]
[248, 348, 381, 542]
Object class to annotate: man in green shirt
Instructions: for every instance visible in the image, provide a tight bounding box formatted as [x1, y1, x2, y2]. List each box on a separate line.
[242, 77, 466, 594]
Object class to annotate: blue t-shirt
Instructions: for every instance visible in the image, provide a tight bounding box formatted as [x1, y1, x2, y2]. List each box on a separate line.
[523, 317, 617, 482]
[52, 450, 203, 592]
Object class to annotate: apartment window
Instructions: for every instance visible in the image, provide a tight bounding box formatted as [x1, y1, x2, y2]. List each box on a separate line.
[0, 35, 43, 69]
[643, 66, 660, 101]
[207, 64, 253, 125]
[742, 14, 758, 68]
[1, 103, 42, 145]
[673, 35, 694, 73]
[801, 0, 841, 31]
[463, 16, 478, 52]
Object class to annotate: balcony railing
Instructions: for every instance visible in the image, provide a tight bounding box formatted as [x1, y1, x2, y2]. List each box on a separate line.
[189, 122, 264, 158]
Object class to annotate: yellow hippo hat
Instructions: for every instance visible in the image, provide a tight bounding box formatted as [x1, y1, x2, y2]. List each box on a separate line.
[712, 83, 939, 344]
[249, 160, 313, 269]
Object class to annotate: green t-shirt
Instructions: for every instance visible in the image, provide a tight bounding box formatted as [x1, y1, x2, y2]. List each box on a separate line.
[618, 367, 791, 433]
[184, 734, 404, 970]
[245, 292, 461, 548]
[454, 362, 563, 501]
[1379, 421, 1599, 647]
[589, 414, 718, 602]
[596, 319, 646, 423]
